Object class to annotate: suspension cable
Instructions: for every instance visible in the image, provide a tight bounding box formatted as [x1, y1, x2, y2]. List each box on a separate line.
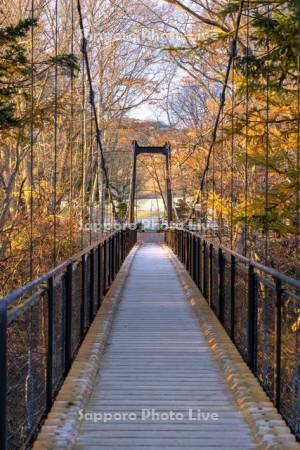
[204, 176, 208, 237]
[297, 0, 300, 278]
[53, 0, 58, 266]
[230, 58, 235, 250]
[264, 0, 270, 263]
[244, 0, 250, 257]
[81, 54, 85, 248]
[187, 0, 245, 222]
[212, 125, 215, 236]
[89, 111, 93, 245]
[96, 141, 102, 239]
[69, 0, 74, 245]
[220, 110, 224, 244]
[76, 0, 123, 224]
[29, 0, 34, 279]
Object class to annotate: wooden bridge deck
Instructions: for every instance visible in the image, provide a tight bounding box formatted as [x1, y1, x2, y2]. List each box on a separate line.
[73, 242, 258, 449]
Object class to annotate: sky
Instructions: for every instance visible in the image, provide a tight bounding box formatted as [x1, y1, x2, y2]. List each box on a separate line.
[128, 103, 157, 121]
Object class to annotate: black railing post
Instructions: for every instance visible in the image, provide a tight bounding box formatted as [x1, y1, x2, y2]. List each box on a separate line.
[124, 230, 127, 257]
[219, 248, 225, 324]
[179, 230, 182, 261]
[187, 232, 189, 270]
[192, 235, 196, 281]
[209, 243, 213, 307]
[230, 255, 236, 341]
[192, 234, 195, 277]
[248, 264, 257, 372]
[107, 237, 111, 286]
[117, 232, 120, 271]
[116, 232, 119, 272]
[190, 234, 193, 275]
[108, 237, 112, 286]
[116, 233, 119, 273]
[46, 277, 54, 412]
[107, 238, 110, 288]
[81, 255, 86, 338]
[275, 279, 282, 409]
[65, 263, 73, 372]
[186, 232, 189, 271]
[123, 230, 126, 262]
[189, 233, 192, 275]
[120, 230, 124, 263]
[121, 230, 123, 262]
[182, 230, 185, 263]
[184, 231, 187, 268]
[123, 229, 126, 260]
[112, 235, 116, 279]
[195, 237, 199, 287]
[89, 249, 95, 323]
[199, 238, 202, 292]
[115, 232, 119, 275]
[116, 232, 120, 275]
[112, 234, 114, 278]
[103, 240, 107, 294]
[97, 243, 102, 309]
[111, 234, 116, 281]
[0, 299, 7, 450]
[203, 241, 208, 300]
[189, 234, 193, 276]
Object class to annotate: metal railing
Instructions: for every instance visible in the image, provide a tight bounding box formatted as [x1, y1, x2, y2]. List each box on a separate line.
[0, 228, 137, 450]
[165, 228, 300, 439]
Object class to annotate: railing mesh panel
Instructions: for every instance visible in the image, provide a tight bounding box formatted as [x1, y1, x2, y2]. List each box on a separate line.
[223, 255, 232, 335]
[52, 276, 66, 393]
[165, 229, 300, 440]
[256, 276, 276, 400]
[71, 262, 82, 356]
[211, 248, 219, 316]
[280, 289, 300, 437]
[7, 294, 48, 449]
[233, 263, 249, 361]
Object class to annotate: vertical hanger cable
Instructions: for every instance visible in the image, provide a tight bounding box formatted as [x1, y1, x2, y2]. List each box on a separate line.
[297, 0, 300, 277]
[81, 55, 85, 249]
[220, 110, 224, 244]
[89, 112, 93, 244]
[69, 0, 74, 245]
[230, 59, 235, 250]
[264, 0, 270, 263]
[29, 0, 34, 278]
[53, 0, 58, 266]
[244, 0, 250, 256]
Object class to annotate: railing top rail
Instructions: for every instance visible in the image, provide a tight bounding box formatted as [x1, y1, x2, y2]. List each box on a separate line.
[174, 227, 300, 290]
[0, 231, 119, 308]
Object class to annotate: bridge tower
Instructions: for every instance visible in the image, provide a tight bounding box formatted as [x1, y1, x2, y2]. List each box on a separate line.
[129, 141, 173, 225]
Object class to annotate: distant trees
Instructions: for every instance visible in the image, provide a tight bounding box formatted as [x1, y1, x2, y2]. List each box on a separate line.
[0, 0, 299, 293]
[0, 11, 80, 293]
[133, 0, 299, 273]
[0, 0, 164, 295]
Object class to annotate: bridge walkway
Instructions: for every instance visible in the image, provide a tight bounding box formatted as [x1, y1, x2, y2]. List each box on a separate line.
[73, 242, 258, 450]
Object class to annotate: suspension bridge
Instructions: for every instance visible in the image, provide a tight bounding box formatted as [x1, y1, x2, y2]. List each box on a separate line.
[1, 0, 300, 449]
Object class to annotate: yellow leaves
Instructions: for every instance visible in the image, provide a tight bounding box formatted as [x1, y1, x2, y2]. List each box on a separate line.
[291, 309, 300, 332]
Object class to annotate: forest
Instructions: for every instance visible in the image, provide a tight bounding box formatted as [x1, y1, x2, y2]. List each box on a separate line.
[0, 0, 299, 296]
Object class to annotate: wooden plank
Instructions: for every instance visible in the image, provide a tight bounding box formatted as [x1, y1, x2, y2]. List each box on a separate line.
[74, 243, 258, 449]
